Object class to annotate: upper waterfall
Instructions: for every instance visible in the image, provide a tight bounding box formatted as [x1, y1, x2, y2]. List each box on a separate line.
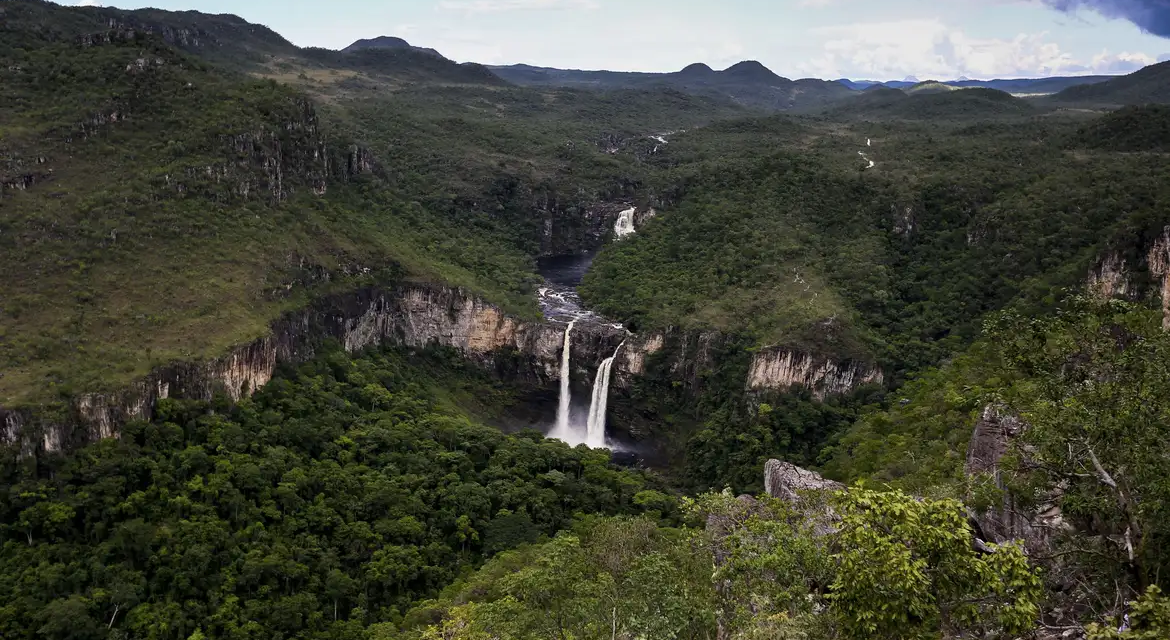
[615, 207, 637, 238]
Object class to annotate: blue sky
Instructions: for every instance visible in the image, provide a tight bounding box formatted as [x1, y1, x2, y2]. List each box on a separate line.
[72, 0, 1170, 80]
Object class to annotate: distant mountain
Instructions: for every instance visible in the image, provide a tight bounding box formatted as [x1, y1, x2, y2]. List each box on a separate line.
[1052, 61, 1170, 105]
[342, 36, 444, 59]
[489, 61, 854, 111]
[835, 75, 1112, 95]
[906, 81, 953, 95]
[829, 87, 1034, 121]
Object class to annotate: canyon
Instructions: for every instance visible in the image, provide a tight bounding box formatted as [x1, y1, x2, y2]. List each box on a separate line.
[0, 279, 884, 456]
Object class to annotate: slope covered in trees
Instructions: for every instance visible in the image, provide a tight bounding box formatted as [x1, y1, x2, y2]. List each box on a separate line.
[0, 345, 672, 639]
[7, 1, 1170, 637]
[0, 0, 744, 408]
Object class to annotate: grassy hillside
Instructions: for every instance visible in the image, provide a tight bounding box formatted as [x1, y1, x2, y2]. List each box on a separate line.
[0, 24, 546, 406]
[1052, 60, 1170, 105]
[825, 87, 1035, 121]
[581, 110, 1170, 376]
[0, 0, 751, 407]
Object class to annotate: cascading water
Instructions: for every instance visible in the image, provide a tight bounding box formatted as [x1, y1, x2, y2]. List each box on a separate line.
[549, 320, 576, 441]
[538, 255, 628, 450]
[614, 207, 637, 238]
[585, 341, 625, 448]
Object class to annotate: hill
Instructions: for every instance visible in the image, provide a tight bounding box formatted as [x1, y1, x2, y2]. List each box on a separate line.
[0, 0, 751, 407]
[838, 75, 1113, 95]
[1052, 60, 1170, 105]
[489, 60, 855, 111]
[1071, 104, 1170, 152]
[905, 80, 954, 95]
[826, 86, 1033, 120]
[342, 35, 443, 58]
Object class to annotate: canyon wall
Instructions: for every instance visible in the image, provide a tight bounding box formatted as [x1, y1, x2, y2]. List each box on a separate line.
[747, 348, 884, 399]
[0, 284, 625, 456]
[1, 288, 884, 456]
[1147, 228, 1170, 330]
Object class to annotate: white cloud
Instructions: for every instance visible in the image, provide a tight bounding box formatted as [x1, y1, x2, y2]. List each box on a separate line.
[75, 0, 101, 5]
[793, 18, 1155, 79]
[437, 0, 599, 14]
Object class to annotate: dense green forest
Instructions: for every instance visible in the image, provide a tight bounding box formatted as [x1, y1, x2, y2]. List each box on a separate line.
[0, 345, 673, 639]
[7, 0, 1170, 637]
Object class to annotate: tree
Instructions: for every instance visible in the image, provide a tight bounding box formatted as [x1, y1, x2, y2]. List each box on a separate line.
[1087, 586, 1170, 640]
[987, 297, 1170, 588]
[829, 487, 1041, 640]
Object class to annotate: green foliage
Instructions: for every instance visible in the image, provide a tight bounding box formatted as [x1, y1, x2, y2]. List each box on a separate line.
[830, 488, 1042, 639]
[0, 346, 667, 639]
[1088, 586, 1170, 640]
[395, 516, 714, 640]
[690, 492, 836, 638]
[988, 297, 1170, 586]
[1072, 105, 1170, 152]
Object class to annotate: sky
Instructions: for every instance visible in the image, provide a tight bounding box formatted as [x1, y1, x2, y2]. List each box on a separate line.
[70, 0, 1170, 80]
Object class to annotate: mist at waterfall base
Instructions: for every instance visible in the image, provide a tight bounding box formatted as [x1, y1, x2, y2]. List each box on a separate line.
[537, 252, 630, 452]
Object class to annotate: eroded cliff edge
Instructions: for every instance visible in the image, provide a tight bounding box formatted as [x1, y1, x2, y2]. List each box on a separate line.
[1, 282, 885, 456]
[0, 284, 616, 455]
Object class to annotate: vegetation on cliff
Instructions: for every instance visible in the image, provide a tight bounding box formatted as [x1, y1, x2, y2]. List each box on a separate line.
[8, 0, 1170, 637]
[0, 345, 672, 639]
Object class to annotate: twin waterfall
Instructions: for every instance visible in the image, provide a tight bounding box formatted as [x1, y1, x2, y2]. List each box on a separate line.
[542, 207, 638, 449]
[548, 322, 624, 449]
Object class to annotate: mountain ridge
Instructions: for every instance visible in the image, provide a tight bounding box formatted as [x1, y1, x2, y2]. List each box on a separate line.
[341, 35, 444, 58]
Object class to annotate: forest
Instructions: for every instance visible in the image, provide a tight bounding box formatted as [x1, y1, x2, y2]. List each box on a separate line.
[6, 0, 1170, 637]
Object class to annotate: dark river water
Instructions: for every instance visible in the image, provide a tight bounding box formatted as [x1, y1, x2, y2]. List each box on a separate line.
[536, 252, 618, 326]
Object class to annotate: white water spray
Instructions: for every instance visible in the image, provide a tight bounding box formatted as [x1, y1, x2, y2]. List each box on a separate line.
[585, 341, 625, 448]
[614, 207, 637, 238]
[550, 320, 576, 440]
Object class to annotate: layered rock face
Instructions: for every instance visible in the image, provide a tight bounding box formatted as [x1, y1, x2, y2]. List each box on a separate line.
[1148, 228, 1170, 329]
[747, 348, 884, 399]
[0, 284, 625, 456]
[965, 404, 1067, 555]
[1090, 226, 1170, 328]
[764, 459, 843, 502]
[1088, 251, 1132, 300]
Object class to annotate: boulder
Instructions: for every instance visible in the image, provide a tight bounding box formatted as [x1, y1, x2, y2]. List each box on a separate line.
[764, 459, 843, 502]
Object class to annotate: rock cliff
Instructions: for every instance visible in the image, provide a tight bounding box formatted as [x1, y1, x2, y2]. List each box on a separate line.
[764, 459, 844, 502]
[1088, 251, 1132, 300]
[965, 404, 1067, 555]
[747, 348, 883, 399]
[1147, 227, 1170, 329]
[0, 284, 624, 456]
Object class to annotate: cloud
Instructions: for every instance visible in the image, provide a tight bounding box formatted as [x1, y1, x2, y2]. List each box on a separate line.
[792, 18, 1157, 79]
[437, 0, 599, 14]
[1160, 52, 1170, 61]
[1041, 0, 1170, 37]
[75, 0, 101, 5]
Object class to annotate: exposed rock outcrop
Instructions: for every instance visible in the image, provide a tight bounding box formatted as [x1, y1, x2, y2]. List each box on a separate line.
[0, 284, 624, 456]
[747, 348, 883, 398]
[764, 459, 843, 502]
[1088, 251, 1132, 300]
[1148, 227, 1170, 329]
[965, 404, 1067, 555]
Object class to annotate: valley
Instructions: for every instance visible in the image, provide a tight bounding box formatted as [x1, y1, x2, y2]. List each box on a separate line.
[5, 0, 1170, 638]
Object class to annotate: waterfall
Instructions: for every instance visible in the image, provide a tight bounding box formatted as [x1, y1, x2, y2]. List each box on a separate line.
[585, 341, 625, 448]
[614, 207, 636, 238]
[552, 320, 576, 438]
